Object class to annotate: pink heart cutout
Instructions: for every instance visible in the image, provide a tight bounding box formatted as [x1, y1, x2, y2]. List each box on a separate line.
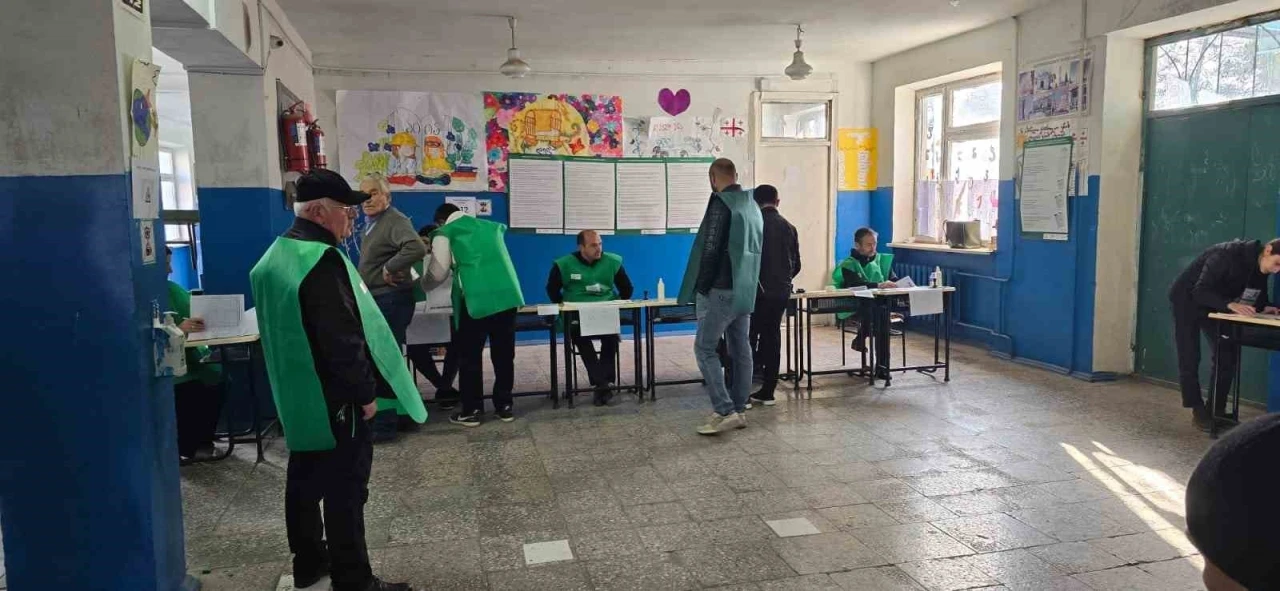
[658, 88, 691, 116]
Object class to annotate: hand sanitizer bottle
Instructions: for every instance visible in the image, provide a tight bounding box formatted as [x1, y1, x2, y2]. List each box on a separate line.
[657, 278, 666, 301]
[931, 266, 943, 288]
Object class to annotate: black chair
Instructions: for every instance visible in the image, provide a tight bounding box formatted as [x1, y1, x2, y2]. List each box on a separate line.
[564, 309, 638, 403]
[839, 313, 906, 369]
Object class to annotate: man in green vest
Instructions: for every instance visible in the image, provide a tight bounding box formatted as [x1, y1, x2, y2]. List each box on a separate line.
[546, 230, 635, 406]
[165, 247, 224, 462]
[249, 169, 422, 591]
[678, 158, 764, 435]
[832, 227, 899, 379]
[423, 202, 526, 427]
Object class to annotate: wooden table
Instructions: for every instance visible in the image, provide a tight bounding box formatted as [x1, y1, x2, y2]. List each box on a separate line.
[183, 333, 268, 464]
[796, 287, 955, 392]
[1205, 312, 1280, 437]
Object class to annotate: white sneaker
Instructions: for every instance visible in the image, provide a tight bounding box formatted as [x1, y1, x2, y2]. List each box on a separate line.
[735, 413, 748, 429]
[744, 401, 753, 410]
[697, 412, 742, 435]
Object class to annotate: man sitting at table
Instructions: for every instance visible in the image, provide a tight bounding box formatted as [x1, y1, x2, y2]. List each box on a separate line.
[546, 230, 635, 406]
[166, 247, 224, 462]
[833, 227, 899, 379]
[1169, 238, 1280, 432]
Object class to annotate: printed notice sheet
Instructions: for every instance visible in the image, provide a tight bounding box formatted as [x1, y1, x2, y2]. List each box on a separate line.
[564, 160, 617, 231]
[508, 156, 565, 230]
[666, 161, 712, 230]
[1019, 138, 1072, 235]
[615, 161, 667, 231]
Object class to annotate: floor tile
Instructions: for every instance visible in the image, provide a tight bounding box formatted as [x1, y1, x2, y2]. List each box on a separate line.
[1089, 529, 1197, 563]
[1027, 542, 1127, 575]
[898, 556, 997, 591]
[850, 523, 976, 563]
[818, 503, 900, 530]
[767, 517, 822, 537]
[772, 533, 890, 574]
[523, 539, 574, 566]
[583, 552, 701, 591]
[875, 497, 958, 524]
[962, 549, 1067, 583]
[488, 562, 593, 591]
[674, 541, 796, 587]
[756, 574, 843, 590]
[1008, 506, 1137, 542]
[829, 566, 925, 590]
[930, 514, 1056, 552]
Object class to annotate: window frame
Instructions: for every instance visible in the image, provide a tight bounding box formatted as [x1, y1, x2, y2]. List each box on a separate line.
[912, 73, 1002, 243]
[759, 100, 832, 141]
[1146, 9, 1280, 115]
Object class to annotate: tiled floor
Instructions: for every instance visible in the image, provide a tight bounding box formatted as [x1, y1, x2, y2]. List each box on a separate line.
[183, 327, 1250, 590]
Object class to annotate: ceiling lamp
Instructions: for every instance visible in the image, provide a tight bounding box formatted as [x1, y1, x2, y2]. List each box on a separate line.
[499, 16, 531, 78]
[784, 24, 813, 81]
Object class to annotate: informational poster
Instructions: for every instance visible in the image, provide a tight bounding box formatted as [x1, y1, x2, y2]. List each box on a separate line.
[484, 93, 623, 191]
[445, 195, 477, 216]
[837, 128, 878, 191]
[131, 162, 160, 219]
[1018, 137, 1072, 236]
[140, 220, 157, 265]
[130, 60, 160, 160]
[616, 160, 667, 233]
[507, 155, 565, 231]
[337, 91, 487, 191]
[666, 160, 713, 230]
[564, 160, 617, 232]
[1017, 52, 1092, 122]
[1016, 119, 1088, 196]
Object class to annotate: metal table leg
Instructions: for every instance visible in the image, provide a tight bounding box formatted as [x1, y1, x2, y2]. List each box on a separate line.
[549, 320, 559, 409]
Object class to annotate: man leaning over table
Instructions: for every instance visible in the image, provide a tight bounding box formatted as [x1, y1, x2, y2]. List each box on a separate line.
[546, 229, 635, 406]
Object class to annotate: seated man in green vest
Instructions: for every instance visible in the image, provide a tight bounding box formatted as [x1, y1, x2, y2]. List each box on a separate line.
[546, 230, 635, 406]
[679, 158, 764, 435]
[165, 247, 224, 462]
[833, 227, 899, 379]
[423, 202, 526, 427]
[249, 169, 424, 591]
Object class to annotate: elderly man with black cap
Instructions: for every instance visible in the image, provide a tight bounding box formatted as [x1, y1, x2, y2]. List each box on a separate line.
[250, 169, 425, 591]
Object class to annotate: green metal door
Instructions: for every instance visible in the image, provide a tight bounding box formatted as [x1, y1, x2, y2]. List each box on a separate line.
[1136, 103, 1280, 403]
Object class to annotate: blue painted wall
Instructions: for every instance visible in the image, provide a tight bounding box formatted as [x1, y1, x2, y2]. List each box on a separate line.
[865, 177, 1101, 377]
[0, 174, 189, 590]
[197, 187, 293, 306]
[834, 191, 871, 264]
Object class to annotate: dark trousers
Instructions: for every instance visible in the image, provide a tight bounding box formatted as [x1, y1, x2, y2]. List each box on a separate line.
[286, 412, 374, 591]
[173, 379, 225, 458]
[572, 330, 618, 387]
[855, 300, 891, 373]
[751, 295, 788, 397]
[457, 299, 517, 415]
[407, 340, 459, 396]
[1173, 301, 1239, 412]
[373, 289, 415, 346]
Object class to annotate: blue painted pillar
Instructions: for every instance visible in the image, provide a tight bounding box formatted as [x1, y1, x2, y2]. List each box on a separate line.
[0, 3, 195, 590]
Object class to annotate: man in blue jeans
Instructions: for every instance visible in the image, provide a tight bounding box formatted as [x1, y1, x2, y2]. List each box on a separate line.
[677, 159, 763, 435]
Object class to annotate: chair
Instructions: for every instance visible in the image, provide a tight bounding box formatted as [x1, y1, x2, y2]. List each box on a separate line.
[839, 313, 906, 369]
[564, 309, 637, 404]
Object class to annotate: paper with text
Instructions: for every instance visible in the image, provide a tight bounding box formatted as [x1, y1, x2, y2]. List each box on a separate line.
[577, 305, 621, 336]
[188, 295, 248, 339]
[909, 290, 944, 317]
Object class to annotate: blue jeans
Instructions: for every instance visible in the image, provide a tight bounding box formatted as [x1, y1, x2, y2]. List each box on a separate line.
[373, 289, 415, 346]
[695, 289, 752, 416]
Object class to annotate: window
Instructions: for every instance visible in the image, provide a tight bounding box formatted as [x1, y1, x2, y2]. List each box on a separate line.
[761, 101, 829, 139]
[1151, 14, 1280, 111]
[914, 74, 1002, 243]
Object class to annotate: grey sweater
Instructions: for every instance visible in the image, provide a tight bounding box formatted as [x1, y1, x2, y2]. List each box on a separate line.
[357, 206, 427, 296]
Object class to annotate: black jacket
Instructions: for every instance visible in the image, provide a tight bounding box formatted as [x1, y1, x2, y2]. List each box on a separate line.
[841, 250, 900, 289]
[545, 252, 635, 303]
[1169, 239, 1270, 313]
[694, 184, 742, 294]
[757, 207, 801, 299]
[285, 218, 388, 413]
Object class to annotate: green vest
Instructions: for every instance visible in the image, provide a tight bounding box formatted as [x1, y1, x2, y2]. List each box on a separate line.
[436, 216, 525, 324]
[166, 281, 222, 386]
[555, 252, 622, 303]
[249, 238, 427, 452]
[678, 190, 765, 315]
[831, 253, 894, 321]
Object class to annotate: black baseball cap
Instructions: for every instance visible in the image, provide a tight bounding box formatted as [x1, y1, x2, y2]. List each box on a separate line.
[295, 169, 370, 205]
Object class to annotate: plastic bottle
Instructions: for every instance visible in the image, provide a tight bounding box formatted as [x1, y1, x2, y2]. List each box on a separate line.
[931, 266, 943, 288]
[657, 278, 666, 301]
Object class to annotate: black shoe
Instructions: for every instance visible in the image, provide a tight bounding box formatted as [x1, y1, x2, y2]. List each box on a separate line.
[292, 562, 329, 589]
[851, 339, 867, 353]
[1192, 406, 1214, 432]
[450, 411, 481, 428]
[496, 406, 516, 422]
[365, 578, 414, 591]
[749, 391, 776, 407]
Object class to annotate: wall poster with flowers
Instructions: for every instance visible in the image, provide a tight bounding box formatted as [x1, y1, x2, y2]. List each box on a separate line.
[337, 90, 487, 191]
[484, 92, 623, 191]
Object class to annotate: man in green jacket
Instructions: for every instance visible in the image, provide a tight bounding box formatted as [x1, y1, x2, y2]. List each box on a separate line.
[423, 202, 526, 427]
[249, 169, 423, 591]
[165, 247, 224, 462]
[546, 230, 635, 406]
[832, 227, 899, 379]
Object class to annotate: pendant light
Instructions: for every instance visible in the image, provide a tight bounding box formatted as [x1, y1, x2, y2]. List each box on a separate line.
[499, 16, 532, 78]
[784, 24, 813, 81]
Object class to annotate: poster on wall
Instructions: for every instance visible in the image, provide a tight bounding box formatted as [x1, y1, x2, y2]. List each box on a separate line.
[120, 0, 145, 18]
[1016, 119, 1088, 196]
[837, 128, 878, 191]
[624, 117, 651, 157]
[1017, 52, 1092, 122]
[484, 92, 624, 191]
[1018, 137, 1072, 237]
[131, 163, 160, 219]
[337, 91, 487, 191]
[130, 60, 160, 160]
[140, 220, 157, 265]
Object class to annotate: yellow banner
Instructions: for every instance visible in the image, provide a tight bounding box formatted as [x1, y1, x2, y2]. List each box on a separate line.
[837, 128, 877, 191]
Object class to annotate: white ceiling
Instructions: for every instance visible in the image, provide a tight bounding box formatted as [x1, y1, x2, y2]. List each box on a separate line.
[278, 0, 1049, 72]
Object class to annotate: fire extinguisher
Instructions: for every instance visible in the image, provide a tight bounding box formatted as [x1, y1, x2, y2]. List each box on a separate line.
[307, 121, 328, 170]
[280, 101, 310, 173]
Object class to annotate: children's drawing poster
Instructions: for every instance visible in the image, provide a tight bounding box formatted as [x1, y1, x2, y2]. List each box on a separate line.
[1017, 52, 1092, 122]
[1016, 119, 1088, 196]
[337, 91, 487, 191]
[484, 93, 623, 191]
[624, 117, 650, 157]
[130, 60, 160, 160]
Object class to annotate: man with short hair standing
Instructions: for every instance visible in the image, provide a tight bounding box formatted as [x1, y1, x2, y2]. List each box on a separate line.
[546, 230, 635, 406]
[678, 158, 763, 435]
[748, 185, 800, 408]
[250, 169, 424, 591]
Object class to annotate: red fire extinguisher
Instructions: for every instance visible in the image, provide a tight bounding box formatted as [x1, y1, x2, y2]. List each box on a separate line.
[307, 121, 328, 170]
[281, 101, 310, 173]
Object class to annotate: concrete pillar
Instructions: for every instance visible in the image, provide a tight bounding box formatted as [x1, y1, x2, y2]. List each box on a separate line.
[0, 2, 195, 590]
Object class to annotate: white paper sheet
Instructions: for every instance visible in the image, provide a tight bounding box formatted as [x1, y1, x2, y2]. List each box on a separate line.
[445, 196, 477, 217]
[666, 162, 712, 229]
[564, 160, 617, 231]
[508, 157, 565, 230]
[896, 276, 917, 288]
[1019, 140, 1072, 234]
[188, 294, 251, 339]
[909, 290, 944, 317]
[131, 162, 160, 219]
[577, 305, 621, 337]
[616, 162, 667, 231]
[407, 303, 452, 345]
[536, 305, 560, 317]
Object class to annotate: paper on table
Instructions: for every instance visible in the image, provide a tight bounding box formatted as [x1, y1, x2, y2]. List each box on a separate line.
[896, 276, 916, 288]
[508, 157, 565, 230]
[909, 290, 944, 317]
[564, 160, 617, 231]
[577, 305, 621, 337]
[536, 305, 560, 317]
[188, 294, 248, 339]
[616, 162, 667, 231]
[666, 162, 711, 229]
[407, 303, 452, 345]
[853, 289, 875, 299]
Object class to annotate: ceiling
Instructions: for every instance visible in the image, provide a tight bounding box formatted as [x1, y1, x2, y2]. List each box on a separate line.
[277, 0, 1049, 72]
